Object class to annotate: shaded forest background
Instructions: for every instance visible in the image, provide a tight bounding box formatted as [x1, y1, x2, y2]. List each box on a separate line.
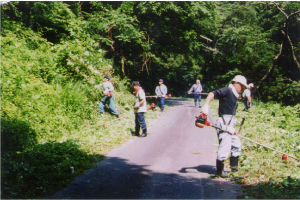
[2, 1, 300, 103]
[1, 1, 300, 199]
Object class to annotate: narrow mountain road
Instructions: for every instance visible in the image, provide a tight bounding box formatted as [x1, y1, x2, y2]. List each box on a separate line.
[51, 99, 242, 199]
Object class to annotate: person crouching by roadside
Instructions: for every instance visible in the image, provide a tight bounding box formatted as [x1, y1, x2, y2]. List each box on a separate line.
[200, 75, 248, 178]
[243, 83, 254, 111]
[188, 79, 203, 107]
[155, 79, 168, 112]
[133, 81, 147, 137]
[95, 75, 119, 118]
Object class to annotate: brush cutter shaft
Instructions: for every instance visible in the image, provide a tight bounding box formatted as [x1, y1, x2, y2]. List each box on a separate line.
[237, 134, 300, 161]
[145, 96, 172, 98]
[211, 124, 300, 161]
[105, 114, 130, 124]
[211, 125, 235, 135]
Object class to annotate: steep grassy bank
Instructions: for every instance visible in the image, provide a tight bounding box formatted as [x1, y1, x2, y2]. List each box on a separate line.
[0, 23, 162, 199]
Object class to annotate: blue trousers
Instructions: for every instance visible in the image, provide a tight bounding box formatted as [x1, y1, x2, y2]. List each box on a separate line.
[135, 113, 147, 134]
[98, 96, 119, 115]
[157, 97, 165, 109]
[194, 94, 202, 106]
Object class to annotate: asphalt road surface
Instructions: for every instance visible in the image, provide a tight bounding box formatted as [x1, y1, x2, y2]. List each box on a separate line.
[51, 99, 242, 199]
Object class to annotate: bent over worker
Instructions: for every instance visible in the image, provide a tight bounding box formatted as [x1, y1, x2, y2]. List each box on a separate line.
[95, 75, 119, 118]
[200, 75, 248, 178]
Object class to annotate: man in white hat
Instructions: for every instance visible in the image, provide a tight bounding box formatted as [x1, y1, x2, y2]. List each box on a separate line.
[243, 83, 254, 111]
[200, 75, 248, 178]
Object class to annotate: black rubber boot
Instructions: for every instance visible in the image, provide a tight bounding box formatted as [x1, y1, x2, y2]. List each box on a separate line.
[135, 127, 140, 136]
[116, 114, 120, 120]
[140, 129, 147, 137]
[230, 156, 239, 172]
[216, 160, 230, 178]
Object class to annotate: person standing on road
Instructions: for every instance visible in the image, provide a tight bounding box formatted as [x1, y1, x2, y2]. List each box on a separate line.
[155, 79, 168, 112]
[133, 81, 147, 137]
[242, 83, 254, 111]
[200, 75, 248, 178]
[188, 80, 203, 107]
[95, 75, 119, 118]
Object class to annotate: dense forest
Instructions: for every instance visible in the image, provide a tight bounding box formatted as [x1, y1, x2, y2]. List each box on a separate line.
[2, 1, 300, 102]
[1, 1, 300, 199]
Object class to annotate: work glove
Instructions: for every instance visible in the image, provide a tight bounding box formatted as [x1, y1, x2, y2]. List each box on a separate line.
[134, 103, 140, 109]
[106, 91, 112, 97]
[195, 113, 211, 128]
[201, 104, 210, 115]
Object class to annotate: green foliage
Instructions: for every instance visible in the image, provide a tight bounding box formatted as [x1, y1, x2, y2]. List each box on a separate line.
[232, 101, 299, 198]
[1, 119, 37, 153]
[209, 99, 300, 198]
[1, 140, 105, 198]
[1, 1, 300, 198]
[242, 177, 300, 199]
[0, 2, 159, 198]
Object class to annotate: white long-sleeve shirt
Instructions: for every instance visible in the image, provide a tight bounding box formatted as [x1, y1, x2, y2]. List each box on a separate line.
[95, 81, 114, 95]
[155, 84, 168, 97]
[189, 83, 202, 94]
[242, 89, 251, 98]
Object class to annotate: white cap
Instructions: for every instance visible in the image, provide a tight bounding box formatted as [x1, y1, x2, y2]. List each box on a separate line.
[248, 83, 254, 88]
[196, 80, 200, 83]
[232, 75, 248, 87]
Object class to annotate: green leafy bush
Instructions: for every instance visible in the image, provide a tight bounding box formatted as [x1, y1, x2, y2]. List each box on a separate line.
[1, 140, 105, 198]
[1, 118, 37, 153]
[226, 101, 300, 199]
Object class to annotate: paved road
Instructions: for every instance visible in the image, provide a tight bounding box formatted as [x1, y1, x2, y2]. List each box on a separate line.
[51, 99, 242, 199]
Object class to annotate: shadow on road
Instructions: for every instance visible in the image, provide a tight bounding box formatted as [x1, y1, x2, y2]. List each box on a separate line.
[179, 165, 216, 175]
[51, 157, 241, 199]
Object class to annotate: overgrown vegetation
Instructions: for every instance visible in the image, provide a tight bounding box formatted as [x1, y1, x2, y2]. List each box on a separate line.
[237, 101, 300, 199]
[0, 2, 159, 198]
[1, 1, 300, 199]
[209, 99, 300, 199]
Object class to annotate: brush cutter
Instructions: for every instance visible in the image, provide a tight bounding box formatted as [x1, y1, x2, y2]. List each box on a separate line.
[195, 115, 300, 161]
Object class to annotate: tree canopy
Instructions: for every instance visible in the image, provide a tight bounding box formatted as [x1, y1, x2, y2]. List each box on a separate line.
[1, 1, 300, 103]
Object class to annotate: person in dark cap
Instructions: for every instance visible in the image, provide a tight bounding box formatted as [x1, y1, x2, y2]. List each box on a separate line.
[133, 81, 147, 137]
[155, 79, 168, 112]
[95, 75, 119, 118]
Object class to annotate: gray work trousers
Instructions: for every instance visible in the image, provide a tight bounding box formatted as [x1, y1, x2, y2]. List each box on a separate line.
[214, 115, 242, 161]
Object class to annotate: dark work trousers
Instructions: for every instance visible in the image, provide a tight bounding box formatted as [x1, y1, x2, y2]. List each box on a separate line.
[135, 112, 147, 134]
[157, 97, 165, 110]
[194, 93, 202, 106]
[243, 97, 250, 110]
